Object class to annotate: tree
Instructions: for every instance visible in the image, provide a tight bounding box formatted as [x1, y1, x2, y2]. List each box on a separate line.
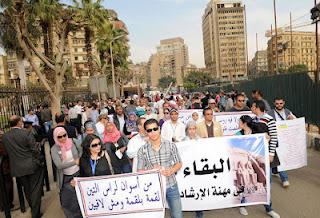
[158, 76, 176, 89]
[72, 0, 109, 76]
[287, 64, 308, 73]
[0, 0, 76, 115]
[183, 71, 213, 89]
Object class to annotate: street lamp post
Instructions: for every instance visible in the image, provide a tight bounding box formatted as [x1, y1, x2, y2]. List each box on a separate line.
[110, 34, 126, 98]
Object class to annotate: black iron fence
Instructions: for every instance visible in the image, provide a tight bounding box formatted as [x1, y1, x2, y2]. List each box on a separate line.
[194, 72, 320, 126]
[0, 88, 92, 131]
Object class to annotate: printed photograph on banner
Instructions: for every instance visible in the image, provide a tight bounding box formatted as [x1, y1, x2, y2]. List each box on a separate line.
[214, 112, 255, 135]
[74, 171, 166, 218]
[178, 109, 203, 125]
[175, 134, 270, 211]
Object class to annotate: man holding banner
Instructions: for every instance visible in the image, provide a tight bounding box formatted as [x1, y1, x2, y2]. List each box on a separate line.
[251, 100, 281, 218]
[137, 119, 183, 218]
[268, 97, 296, 188]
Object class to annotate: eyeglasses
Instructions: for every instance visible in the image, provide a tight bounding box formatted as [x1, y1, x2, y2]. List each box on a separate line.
[275, 103, 284, 105]
[57, 134, 67, 139]
[146, 127, 159, 133]
[90, 142, 101, 148]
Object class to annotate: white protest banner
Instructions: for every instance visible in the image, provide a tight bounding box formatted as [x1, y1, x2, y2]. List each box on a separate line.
[75, 171, 166, 218]
[214, 112, 254, 135]
[176, 134, 270, 211]
[276, 117, 307, 171]
[178, 109, 203, 125]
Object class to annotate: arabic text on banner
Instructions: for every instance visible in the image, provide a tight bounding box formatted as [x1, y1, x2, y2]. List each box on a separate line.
[276, 117, 307, 171]
[175, 134, 270, 211]
[75, 171, 166, 218]
[214, 112, 255, 136]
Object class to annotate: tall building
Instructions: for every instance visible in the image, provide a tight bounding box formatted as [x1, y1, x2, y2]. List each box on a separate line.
[202, 0, 248, 82]
[147, 37, 189, 88]
[0, 55, 9, 85]
[249, 50, 268, 77]
[267, 31, 316, 74]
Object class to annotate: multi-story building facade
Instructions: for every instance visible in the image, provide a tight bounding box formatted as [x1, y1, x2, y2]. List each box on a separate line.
[267, 31, 316, 74]
[249, 50, 268, 77]
[202, 0, 247, 82]
[147, 37, 189, 88]
[0, 55, 9, 85]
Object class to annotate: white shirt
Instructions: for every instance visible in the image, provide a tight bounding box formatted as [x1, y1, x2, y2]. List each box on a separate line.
[117, 115, 125, 133]
[68, 107, 77, 119]
[274, 109, 296, 121]
[161, 120, 186, 142]
[74, 105, 82, 114]
[127, 133, 147, 172]
[95, 122, 105, 137]
[63, 150, 79, 175]
[142, 113, 158, 121]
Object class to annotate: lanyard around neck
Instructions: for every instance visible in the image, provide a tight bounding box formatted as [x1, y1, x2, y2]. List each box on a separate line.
[90, 158, 97, 176]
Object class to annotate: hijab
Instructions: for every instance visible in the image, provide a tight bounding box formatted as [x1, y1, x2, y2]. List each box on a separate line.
[103, 122, 121, 143]
[53, 127, 73, 160]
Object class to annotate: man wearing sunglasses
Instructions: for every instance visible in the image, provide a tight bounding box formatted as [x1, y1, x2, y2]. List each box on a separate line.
[137, 119, 183, 218]
[267, 97, 296, 188]
[228, 93, 250, 112]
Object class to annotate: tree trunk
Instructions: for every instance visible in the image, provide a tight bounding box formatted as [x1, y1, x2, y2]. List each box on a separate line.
[85, 27, 94, 76]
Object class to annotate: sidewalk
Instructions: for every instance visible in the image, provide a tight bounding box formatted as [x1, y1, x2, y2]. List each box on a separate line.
[2, 148, 320, 218]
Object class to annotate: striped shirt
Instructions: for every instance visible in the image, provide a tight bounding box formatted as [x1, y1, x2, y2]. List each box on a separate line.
[137, 139, 182, 188]
[256, 113, 278, 156]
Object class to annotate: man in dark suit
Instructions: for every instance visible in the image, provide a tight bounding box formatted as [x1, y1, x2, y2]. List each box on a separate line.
[2, 115, 43, 218]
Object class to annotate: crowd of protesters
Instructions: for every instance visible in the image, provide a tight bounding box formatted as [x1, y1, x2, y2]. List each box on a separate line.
[0, 89, 298, 218]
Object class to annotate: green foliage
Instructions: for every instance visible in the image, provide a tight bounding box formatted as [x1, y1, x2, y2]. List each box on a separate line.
[158, 76, 176, 89]
[183, 71, 213, 90]
[287, 64, 308, 73]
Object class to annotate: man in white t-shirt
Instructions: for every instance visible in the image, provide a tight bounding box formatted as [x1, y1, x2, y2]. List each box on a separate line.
[161, 108, 185, 142]
[126, 117, 147, 172]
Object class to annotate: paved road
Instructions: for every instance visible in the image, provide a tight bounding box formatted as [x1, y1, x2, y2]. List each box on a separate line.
[2, 148, 320, 218]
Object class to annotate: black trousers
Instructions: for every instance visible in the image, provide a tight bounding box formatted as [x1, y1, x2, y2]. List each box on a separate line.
[16, 167, 44, 218]
[60, 173, 82, 218]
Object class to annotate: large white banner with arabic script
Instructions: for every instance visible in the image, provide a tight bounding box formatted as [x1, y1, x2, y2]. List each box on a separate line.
[276, 117, 307, 171]
[75, 171, 166, 218]
[176, 134, 270, 211]
[214, 112, 254, 136]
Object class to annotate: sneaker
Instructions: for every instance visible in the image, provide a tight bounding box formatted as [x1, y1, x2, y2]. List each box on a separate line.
[267, 210, 280, 218]
[282, 181, 290, 188]
[239, 207, 248, 216]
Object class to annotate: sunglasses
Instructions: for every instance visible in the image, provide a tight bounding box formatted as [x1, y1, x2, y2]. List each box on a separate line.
[146, 127, 159, 133]
[90, 142, 101, 148]
[57, 134, 67, 139]
[275, 103, 284, 105]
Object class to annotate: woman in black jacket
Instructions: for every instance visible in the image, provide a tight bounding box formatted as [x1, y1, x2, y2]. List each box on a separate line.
[79, 134, 117, 177]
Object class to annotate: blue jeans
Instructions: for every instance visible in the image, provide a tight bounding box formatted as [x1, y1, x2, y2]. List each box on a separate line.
[272, 167, 289, 182]
[166, 183, 183, 218]
[195, 211, 203, 218]
[44, 121, 52, 134]
[264, 171, 273, 212]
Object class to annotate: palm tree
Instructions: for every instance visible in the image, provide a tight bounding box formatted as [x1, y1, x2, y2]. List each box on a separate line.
[72, 0, 109, 76]
[30, 0, 60, 82]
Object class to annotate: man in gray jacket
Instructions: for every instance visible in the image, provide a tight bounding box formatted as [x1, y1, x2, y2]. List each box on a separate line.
[3, 115, 44, 218]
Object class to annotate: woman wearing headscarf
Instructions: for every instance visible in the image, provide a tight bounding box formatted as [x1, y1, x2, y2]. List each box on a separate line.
[79, 134, 116, 177]
[51, 127, 82, 218]
[159, 108, 170, 129]
[103, 122, 132, 173]
[126, 112, 138, 133]
[183, 121, 203, 218]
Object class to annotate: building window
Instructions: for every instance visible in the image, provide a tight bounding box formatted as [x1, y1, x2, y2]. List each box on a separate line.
[75, 56, 78, 61]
